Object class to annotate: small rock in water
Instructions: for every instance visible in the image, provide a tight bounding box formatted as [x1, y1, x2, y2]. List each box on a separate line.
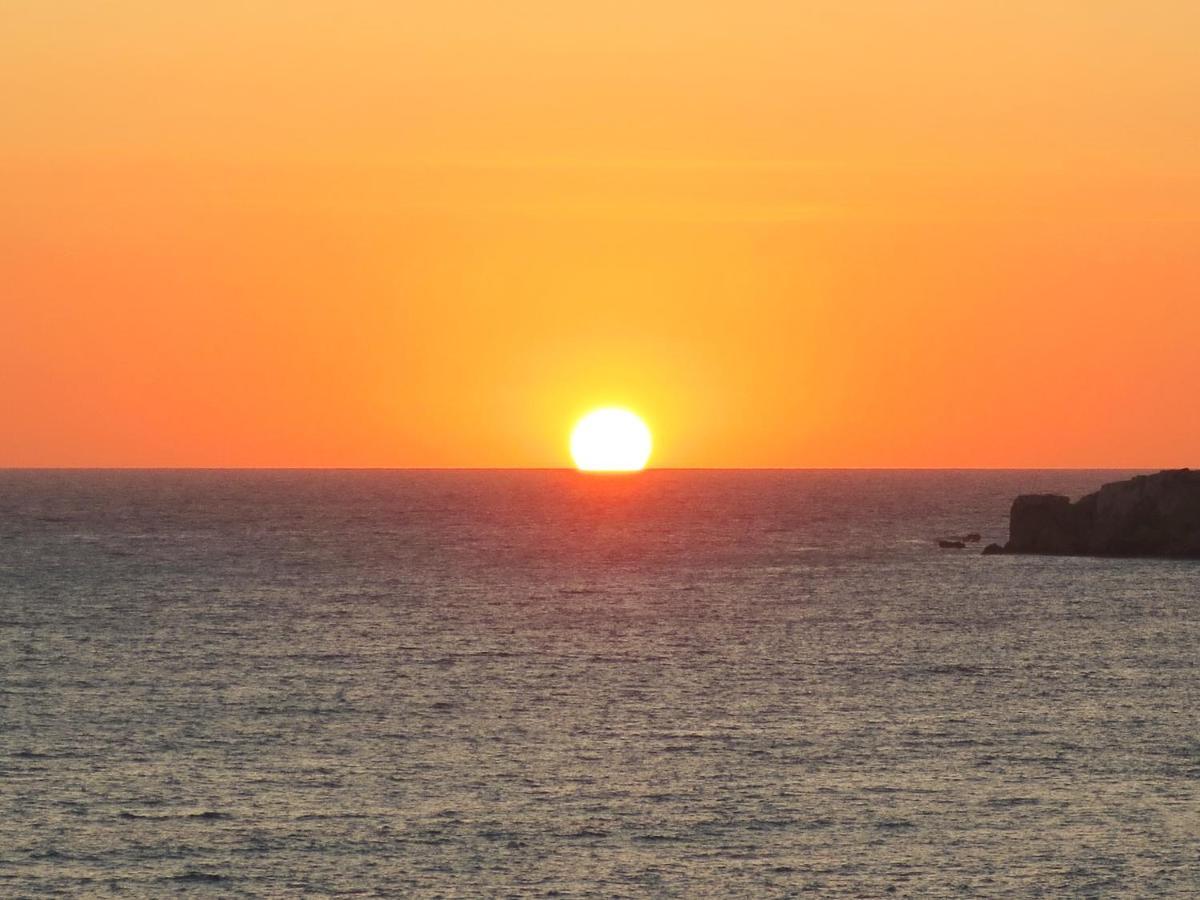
[938, 540, 966, 549]
[962, 533, 982, 543]
[981, 543, 1005, 555]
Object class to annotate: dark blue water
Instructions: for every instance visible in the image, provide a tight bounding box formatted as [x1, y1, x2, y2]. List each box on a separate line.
[2, 470, 1197, 896]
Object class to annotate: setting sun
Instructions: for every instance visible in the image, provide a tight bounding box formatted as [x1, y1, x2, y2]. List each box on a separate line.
[6, 3, 1199, 896]
[570, 408, 652, 472]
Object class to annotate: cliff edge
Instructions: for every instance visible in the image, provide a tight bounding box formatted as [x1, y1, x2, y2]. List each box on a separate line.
[1003, 469, 1200, 558]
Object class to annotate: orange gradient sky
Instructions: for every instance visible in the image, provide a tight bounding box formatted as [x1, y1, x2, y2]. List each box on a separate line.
[4, 1, 1199, 467]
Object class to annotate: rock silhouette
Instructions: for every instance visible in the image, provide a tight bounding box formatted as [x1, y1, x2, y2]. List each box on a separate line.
[999, 469, 1200, 558]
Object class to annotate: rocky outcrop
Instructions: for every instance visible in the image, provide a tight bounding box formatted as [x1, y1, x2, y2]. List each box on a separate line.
[1000, 469, 1200, 558]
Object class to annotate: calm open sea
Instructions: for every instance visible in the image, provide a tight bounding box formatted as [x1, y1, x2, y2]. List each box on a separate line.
[2, 470, 1197, 897]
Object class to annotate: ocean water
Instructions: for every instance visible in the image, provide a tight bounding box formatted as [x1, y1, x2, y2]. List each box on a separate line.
[2, 469, 1198, 897]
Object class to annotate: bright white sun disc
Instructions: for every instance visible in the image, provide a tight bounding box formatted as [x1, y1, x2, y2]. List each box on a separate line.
[570, 408, 652, 472]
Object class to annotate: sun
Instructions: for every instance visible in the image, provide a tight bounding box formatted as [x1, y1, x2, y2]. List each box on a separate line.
[570, 408, 653, 472]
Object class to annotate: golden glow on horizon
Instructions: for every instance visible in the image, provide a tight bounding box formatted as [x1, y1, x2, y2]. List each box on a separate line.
[570, 408, 652, 472]
[3, 3, 1200, 468]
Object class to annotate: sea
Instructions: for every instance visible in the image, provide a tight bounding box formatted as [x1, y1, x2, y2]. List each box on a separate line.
[2, 469, 1197, 897]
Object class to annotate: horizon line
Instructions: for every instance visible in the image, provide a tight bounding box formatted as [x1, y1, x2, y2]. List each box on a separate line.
[0, 466, 1170, 473]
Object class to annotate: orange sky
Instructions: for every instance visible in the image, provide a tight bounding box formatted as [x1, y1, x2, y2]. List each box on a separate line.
[3, 1, 1199, 467]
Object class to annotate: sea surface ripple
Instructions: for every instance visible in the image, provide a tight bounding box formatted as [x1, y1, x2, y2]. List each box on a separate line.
[1, 470, 1198, 896]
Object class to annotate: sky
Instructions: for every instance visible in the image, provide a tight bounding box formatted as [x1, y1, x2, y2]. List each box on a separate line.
[3, 1, 1199, 467]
